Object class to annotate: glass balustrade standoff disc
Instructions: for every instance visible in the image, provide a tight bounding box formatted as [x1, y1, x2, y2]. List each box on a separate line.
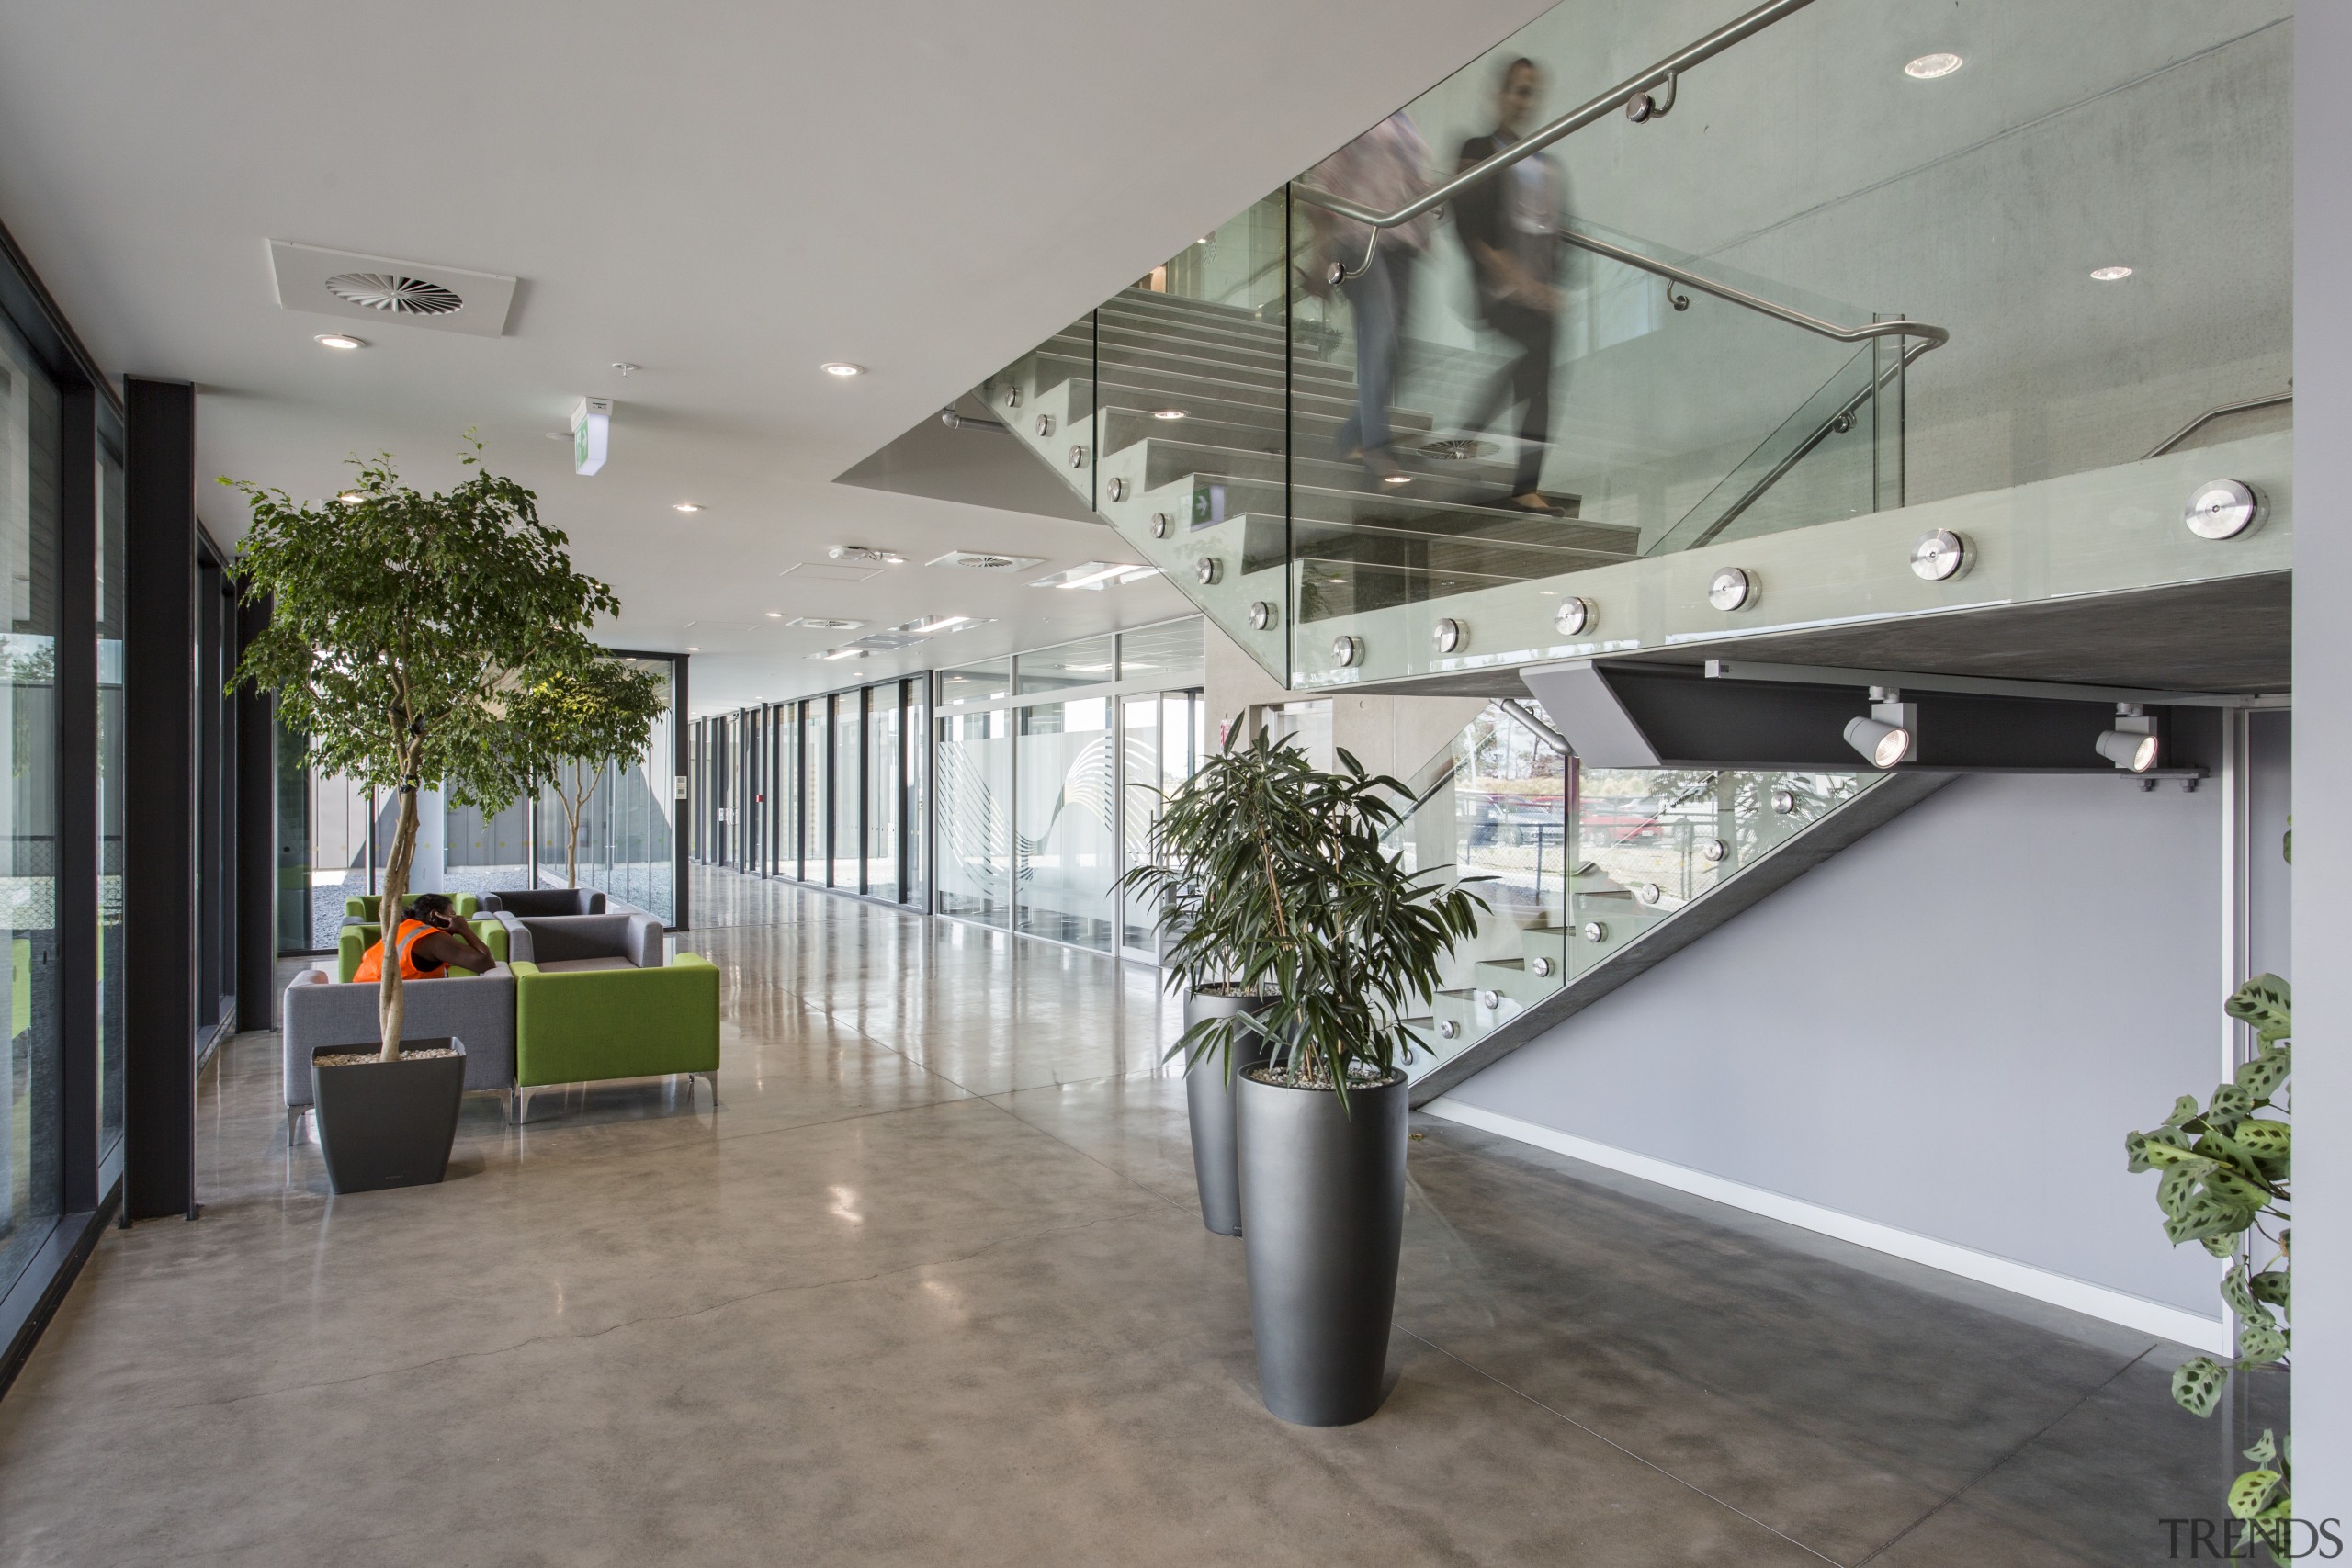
[1707, 567, 1755, 612]
[1910, 529, 1969, 581]
[2184, 479, 2260, 540]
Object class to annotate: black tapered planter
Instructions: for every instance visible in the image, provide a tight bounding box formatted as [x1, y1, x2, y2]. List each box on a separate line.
[1236, 1067, 1409, 1426]
[310, 1038, 467, 1194]
[1182, 987, 1275, 1235]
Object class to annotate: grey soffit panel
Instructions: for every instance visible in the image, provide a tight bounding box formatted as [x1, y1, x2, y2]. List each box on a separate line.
[834, 396, 1102, 525]
[1517, 661, 1659, 767]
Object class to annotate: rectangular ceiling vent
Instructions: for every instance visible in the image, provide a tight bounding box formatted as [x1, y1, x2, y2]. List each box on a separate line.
[268, 241, 517, 338]
[927, 549, 1045, 573]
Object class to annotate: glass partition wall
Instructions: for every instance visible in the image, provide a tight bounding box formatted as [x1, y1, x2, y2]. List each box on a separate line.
[277, 652, 684, 943]
[936, 620, 1204, 958]
[690, 619, 1204, 954]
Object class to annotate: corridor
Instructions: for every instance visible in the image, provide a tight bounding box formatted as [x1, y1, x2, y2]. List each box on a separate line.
[0, 874, 2248, 1565]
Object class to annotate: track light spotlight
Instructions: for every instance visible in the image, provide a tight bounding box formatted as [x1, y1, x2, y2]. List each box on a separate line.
[2096, 730, 2160, 773]
[1843, 691, 1917, 768]
[1844, 716, 1912, 769]
[2097, 705, 2160, 773]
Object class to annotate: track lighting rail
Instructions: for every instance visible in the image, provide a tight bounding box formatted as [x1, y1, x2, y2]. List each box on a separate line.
[1700, 659, 2284, 711]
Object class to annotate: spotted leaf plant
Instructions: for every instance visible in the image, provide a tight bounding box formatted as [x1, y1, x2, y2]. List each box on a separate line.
[2125, 973, 2291, 1558]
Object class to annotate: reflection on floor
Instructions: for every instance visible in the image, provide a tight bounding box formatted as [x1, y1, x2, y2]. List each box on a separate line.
[0, 870, 2268, 1565]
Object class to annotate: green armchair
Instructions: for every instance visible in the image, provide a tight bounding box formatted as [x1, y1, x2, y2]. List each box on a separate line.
[511, 953, 720, 1115]
[336, 917, 509, 982]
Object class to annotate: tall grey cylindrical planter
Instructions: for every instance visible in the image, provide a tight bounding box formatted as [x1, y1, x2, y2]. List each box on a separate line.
[1182, 988, 1273, 1235]
[1236, 1068, 1409, 1426]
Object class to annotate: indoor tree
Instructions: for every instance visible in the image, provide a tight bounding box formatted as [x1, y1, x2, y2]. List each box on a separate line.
[505, 659, 668, 888]
[227, 448, 620, 1060]
[1125, 728, 1487, 1097]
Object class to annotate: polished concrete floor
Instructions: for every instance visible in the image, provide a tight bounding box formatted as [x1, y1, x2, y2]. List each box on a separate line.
[0, 871, 2267, 1565]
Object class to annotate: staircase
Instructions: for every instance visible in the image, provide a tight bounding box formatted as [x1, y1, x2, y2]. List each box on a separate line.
[985, 286, 1646, 683]
[1380, 701, 1950, 1106]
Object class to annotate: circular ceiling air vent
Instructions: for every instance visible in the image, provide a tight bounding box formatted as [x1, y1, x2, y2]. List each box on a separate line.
[1419, 437, 1498, 460]
[324, 272, 464, 316]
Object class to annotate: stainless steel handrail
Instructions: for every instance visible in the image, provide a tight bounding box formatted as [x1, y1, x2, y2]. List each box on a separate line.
[1557, 227, 1950, 352]
[1292, 0, 1951, 354]
[2143, 393, 2292, 459]
[1497, 699, 1570, 756]
[1293, 0, 1818, 234]
[1666, 336, 1936, 553]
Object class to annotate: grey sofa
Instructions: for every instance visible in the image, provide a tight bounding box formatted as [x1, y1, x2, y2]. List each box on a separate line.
[479, 889, 606, 917]
[495, 911, 666, 971]
[281, 967, 519, 1147]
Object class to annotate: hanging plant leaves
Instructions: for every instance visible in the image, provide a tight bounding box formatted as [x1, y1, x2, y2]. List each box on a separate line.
[2228, 1468, 2284, 1521]
[2204, 1083, 2255, 1130]
[2236, 1048, 2290, 1100]
[2156, 1168, 2198, 1221]
[2136, 980, 2290, 1540]
[2164, 1190, 2253, 1247]
[2224, 974, 2292, 1043]
[2237, 1315, 2288, 1364]
[2203, 1166, 2274, 1211]
[2172, 1356, 2227, 1417]
[2221, 1264, 2260, 1320]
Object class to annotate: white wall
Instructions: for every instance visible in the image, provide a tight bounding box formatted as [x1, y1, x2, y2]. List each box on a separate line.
[2292, 0, 2348, 1525]
[1439, 772, 2253, 1330]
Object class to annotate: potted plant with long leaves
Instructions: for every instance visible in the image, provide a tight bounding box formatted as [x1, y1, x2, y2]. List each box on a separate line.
[2125, 972, 2293, 1559]
[505, 658, 669, 889]
[1119, 729, 1303, 1236]
[1140, 728, 1485, 1425]
[228, 449, 620, 1193]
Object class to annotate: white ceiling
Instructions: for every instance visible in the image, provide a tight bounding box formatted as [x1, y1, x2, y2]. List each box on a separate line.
[0, 0, 1553, 713]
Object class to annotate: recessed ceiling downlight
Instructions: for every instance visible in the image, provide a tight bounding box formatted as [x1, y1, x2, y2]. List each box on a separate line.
[315, 333, 367, 350]
[323, 272, 464, 316]
[1904, 51, 1963, 79]
[673, 502, 702, 513]
[2089, 265, 2134, 281]
[821, 362, 865, 378]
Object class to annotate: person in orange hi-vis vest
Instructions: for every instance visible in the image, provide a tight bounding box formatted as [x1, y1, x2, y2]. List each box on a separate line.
[353, 892, 497, 982]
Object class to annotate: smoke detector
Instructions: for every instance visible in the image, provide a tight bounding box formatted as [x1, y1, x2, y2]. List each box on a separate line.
[928, 549, 1045, 573]
[269, 241, 517, 338]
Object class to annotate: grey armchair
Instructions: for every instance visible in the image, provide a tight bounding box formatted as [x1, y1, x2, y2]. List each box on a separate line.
[281, 967, 518, 1147]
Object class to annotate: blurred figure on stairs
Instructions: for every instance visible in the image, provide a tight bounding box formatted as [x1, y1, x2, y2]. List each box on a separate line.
[1454, 56, 1568, 516]
[1306, 111, 1433, 490]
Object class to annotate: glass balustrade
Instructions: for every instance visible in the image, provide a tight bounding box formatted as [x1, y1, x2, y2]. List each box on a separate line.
[984, 193, 1295, 683]
[972, 0, 2287, 697]
[1385, 701, 1883, 1076]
